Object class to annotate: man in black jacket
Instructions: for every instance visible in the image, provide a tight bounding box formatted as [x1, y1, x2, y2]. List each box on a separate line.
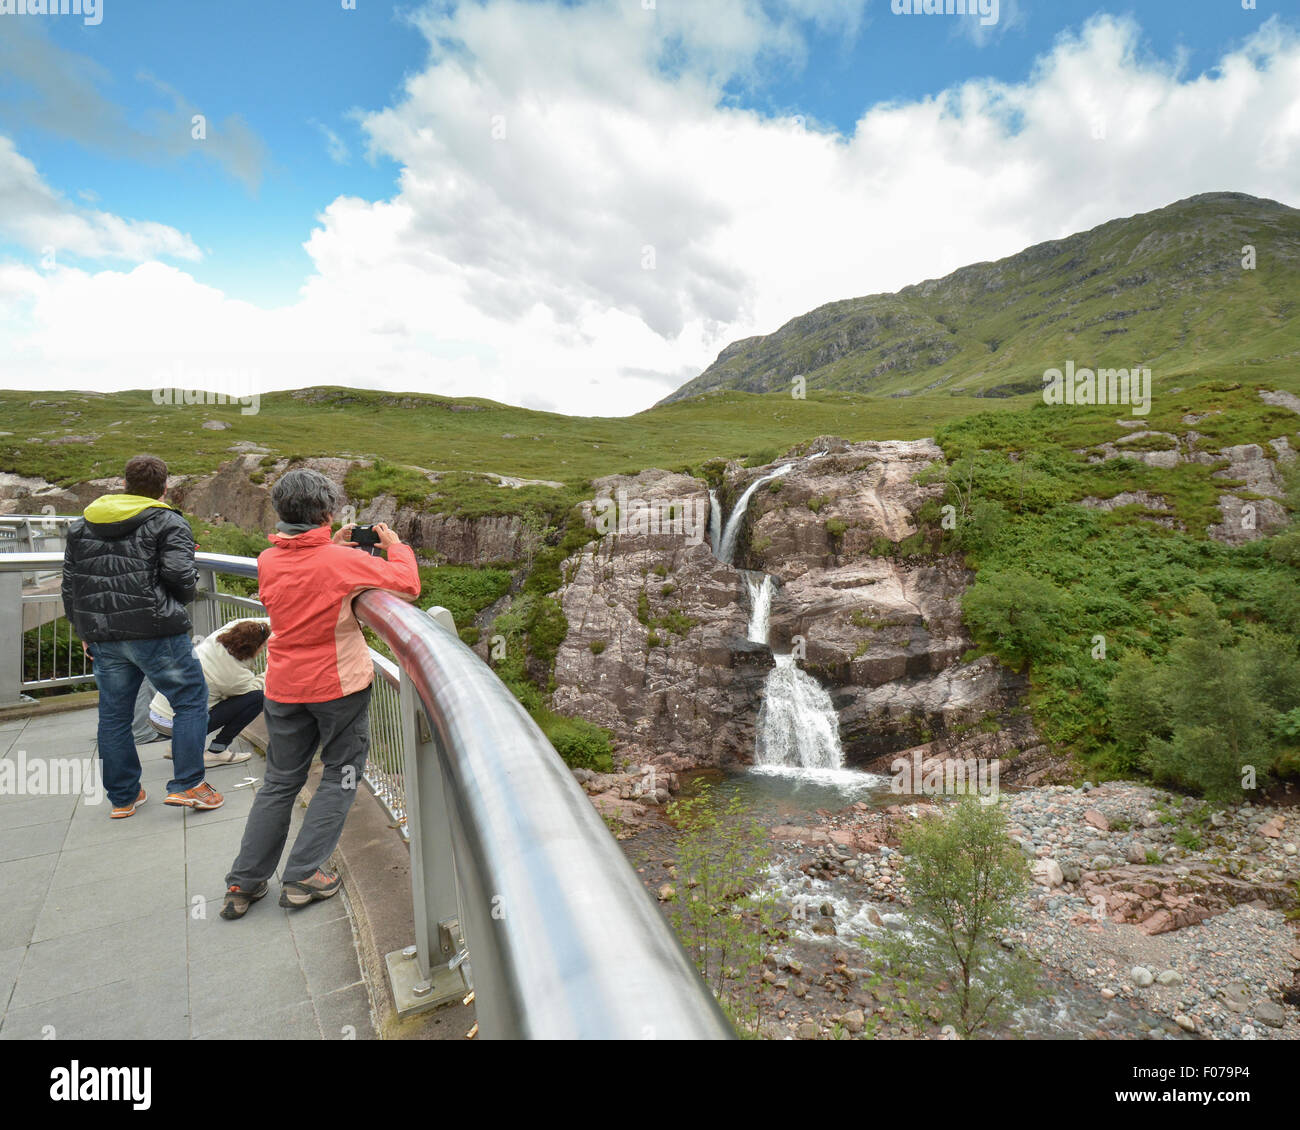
[63, 454, 224, 818]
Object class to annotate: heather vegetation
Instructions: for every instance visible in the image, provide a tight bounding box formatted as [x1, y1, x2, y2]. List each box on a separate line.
[922, 383, 1300, 795]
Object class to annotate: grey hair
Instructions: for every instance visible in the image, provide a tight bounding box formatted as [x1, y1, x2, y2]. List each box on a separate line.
[270, 468, 343, 527]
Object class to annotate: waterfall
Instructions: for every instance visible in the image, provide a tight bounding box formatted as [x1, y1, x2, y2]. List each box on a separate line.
[744, 572, 773, 644]
[755, 656, 845, 770]
[717, 462, 793, 565]
[710, 451, 845, 773]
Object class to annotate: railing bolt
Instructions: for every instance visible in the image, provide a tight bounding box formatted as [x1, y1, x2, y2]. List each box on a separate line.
[402, 945, 417, 960]
[412, 979, 433, 997]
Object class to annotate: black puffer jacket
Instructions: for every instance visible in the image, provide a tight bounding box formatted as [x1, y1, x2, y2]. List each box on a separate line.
[62, 495, 198, 642]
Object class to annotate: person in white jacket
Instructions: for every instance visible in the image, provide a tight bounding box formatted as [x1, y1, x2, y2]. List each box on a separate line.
[150, 618, 270, 767]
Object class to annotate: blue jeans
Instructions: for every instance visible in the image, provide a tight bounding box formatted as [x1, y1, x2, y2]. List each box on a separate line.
[90, 635, 209, 805]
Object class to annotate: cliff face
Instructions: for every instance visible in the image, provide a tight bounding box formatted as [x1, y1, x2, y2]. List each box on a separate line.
[550, 469, 771, 769]
[549, 441, 1035, 772]
[0, 454, 540, 566]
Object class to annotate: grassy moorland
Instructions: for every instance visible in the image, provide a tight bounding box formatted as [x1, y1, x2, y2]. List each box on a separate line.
[3, 383, 1029, 492]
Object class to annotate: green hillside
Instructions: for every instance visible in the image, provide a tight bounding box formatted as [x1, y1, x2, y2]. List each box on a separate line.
[662, 192, 1300, 405]
[1, 384, 1025, 494]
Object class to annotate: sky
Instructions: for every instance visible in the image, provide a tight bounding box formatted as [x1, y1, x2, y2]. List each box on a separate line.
[1, 0, 1298, 416]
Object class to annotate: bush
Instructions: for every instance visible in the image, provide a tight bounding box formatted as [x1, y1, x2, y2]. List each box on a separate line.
[417, 566, 512, 630]
[868, 798, 1036, 1038]
[666, 781, 777, 1036]
[537, 711, 613, 772]
[1112, 593, 1300, 801]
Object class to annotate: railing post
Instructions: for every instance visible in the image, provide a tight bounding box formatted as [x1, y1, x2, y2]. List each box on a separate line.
[191, 566, 220, 639]
[0, 571, 34, 708]
[383, 667, 469, 1016]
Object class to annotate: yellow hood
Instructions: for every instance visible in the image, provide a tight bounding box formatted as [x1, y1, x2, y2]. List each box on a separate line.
[83, 494, 177, 524]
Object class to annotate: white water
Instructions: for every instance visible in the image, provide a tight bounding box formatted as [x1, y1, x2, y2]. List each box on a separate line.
[744, 572, 773, 644]
[711, 450, 846, 773]
[717, 462, 793, 564]
[755, 655, 845, 770]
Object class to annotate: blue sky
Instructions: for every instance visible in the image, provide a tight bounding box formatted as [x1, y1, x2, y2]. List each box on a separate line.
[1, 0, 1297, 413]
[0, 1, 427, 304]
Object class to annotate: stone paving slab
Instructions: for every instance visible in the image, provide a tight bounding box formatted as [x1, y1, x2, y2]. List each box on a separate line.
[0, 708, 376, 1040]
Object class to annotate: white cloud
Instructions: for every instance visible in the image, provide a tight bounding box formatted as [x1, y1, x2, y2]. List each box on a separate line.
[2, 4, 1300, 417]
[0, 136, 201, 263]
[313, 121, 351, 165]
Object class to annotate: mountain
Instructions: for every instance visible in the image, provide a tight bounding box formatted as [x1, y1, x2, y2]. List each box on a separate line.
[661, 193, 1300, 404]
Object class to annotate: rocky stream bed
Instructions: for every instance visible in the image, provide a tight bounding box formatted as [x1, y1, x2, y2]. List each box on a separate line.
[582, 769, 1300, 1040]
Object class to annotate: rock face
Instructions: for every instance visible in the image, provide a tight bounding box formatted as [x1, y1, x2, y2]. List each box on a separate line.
[552, 469, 771, 767]
[50, 454, 540, 566]
[0, 472, 81, 514]
[1082, 864, 1295, 935]
[741, 438, 945, 575]
[360, 495, 537, 565]
[550, 441, 1034, 770]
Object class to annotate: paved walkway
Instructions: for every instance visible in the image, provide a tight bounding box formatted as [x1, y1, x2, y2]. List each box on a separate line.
[0, 708, 376, 1040]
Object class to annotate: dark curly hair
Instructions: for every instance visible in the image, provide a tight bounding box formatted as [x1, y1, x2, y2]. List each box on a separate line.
[216, 620, 271, 662]
[124, 454, 168, 499]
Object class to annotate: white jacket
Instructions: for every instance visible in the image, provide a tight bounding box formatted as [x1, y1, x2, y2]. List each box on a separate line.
[149, 618, 268, 724]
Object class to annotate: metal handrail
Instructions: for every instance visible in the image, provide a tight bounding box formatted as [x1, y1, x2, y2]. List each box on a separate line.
[0, 550, 733, 1040]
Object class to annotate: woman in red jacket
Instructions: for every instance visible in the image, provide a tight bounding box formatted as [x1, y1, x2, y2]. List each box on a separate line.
[221, 468, 420, 920]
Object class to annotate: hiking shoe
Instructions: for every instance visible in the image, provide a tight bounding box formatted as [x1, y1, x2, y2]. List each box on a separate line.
[163, 782, 225, 811]
[279, 869, 342, 908]
[109, 788, 146, 819]
[220, 881, 268, 920]
[204, 748, 252, 768]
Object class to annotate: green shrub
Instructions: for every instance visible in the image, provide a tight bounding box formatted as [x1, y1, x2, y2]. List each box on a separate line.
[866, 799, 1036, 1038]
[537, 711, 613, 772]
[666, 781, 777, 1037]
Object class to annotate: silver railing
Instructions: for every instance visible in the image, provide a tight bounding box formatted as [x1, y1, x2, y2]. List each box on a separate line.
[0, 514, 76, 556]
[0, 549, 733, 1040]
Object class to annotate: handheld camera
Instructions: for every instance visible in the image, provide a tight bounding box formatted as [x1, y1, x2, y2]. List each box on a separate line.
[350, 524, 381, 556]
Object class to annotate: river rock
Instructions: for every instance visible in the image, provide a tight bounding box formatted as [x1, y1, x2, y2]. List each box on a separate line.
[1084, 809, 1110, 832]
[1254, 1001, 1285, 1028]
[1131, 966, 1155, 988]
[1032, 859, 1064, 888]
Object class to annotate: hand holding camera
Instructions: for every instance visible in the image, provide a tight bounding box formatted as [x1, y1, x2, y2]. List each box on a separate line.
[335, 522, 402, 555]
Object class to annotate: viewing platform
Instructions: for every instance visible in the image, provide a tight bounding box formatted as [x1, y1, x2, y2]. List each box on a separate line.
[0, 535, 732, 1040]
[0, 705, 376, 1040]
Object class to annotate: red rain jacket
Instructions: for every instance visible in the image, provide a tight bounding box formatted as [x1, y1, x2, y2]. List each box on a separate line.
[257, 525, 420, 703]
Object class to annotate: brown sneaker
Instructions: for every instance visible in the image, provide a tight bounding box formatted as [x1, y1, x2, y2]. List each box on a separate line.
[163, 782, 224, 810]
[110, 788, 146, 819]
[279, 869, 342, 908]
[220, 881, 269, 920]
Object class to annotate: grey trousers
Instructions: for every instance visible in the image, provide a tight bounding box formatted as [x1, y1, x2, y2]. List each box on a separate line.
[132, 678, 161, 745]
[226, 685, 371, 888]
